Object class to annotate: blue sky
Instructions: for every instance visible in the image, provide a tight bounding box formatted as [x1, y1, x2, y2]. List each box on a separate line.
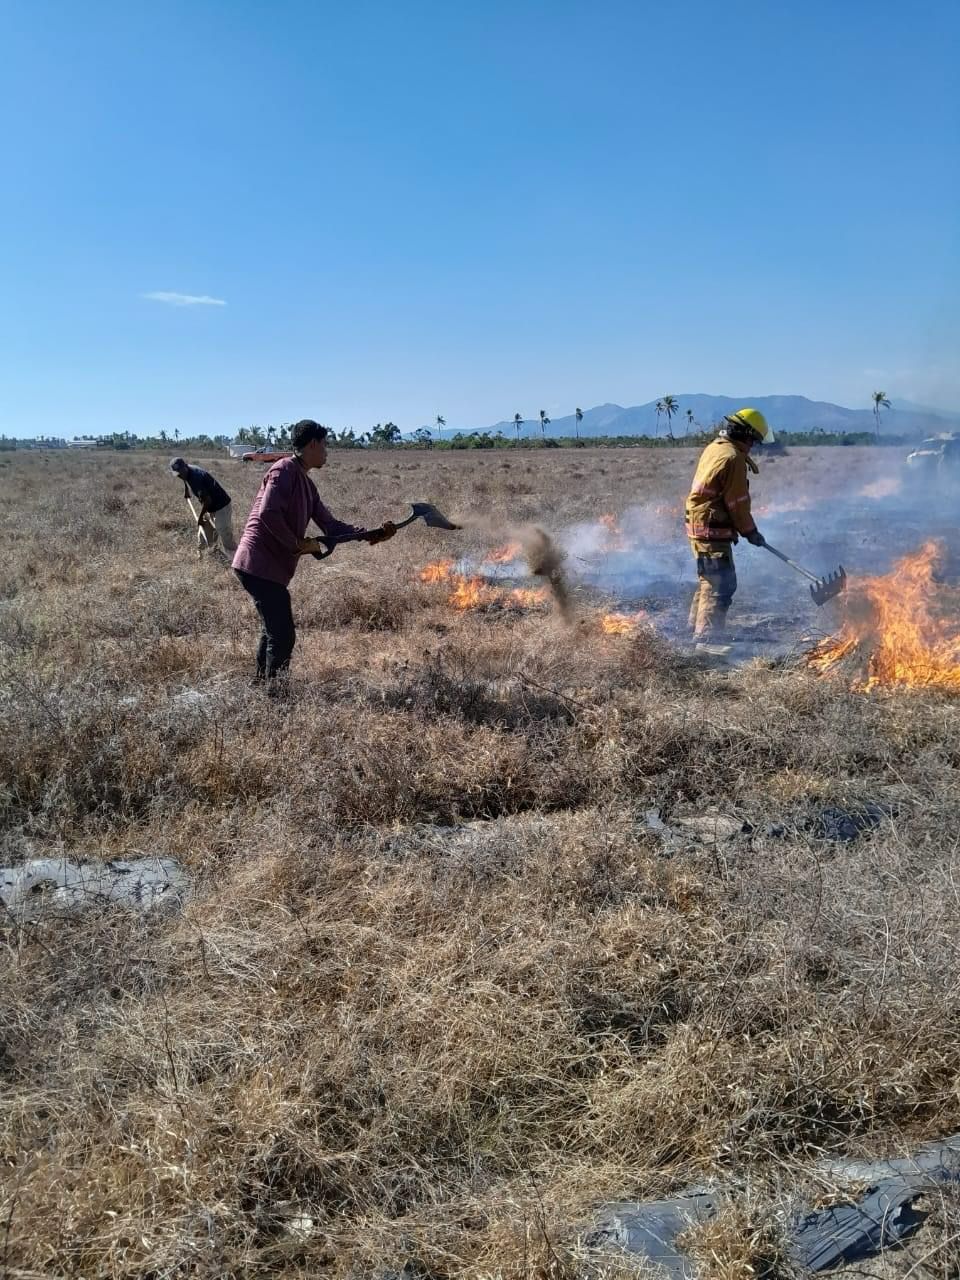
[2, 0, 958, 438]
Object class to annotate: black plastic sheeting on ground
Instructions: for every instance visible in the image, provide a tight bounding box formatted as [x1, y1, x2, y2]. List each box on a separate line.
[585, 1195, 714, 1278]
[585, 1133, 960, 1275]
[810, 802, 893, 843]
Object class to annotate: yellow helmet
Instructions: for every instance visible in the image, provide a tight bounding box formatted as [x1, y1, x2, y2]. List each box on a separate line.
[725, 406, 774, 443]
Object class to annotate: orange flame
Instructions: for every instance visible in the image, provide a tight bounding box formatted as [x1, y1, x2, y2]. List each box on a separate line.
[449, 574, 499, 609]
[808, 541, 960, 690]
[483, 541, 523, 565]
[598, 513, 628, 552]
[599, 610, 647, 636]
[419, 560, 549, 612]
[420, 560, 456, 583]
[505, 586, 550, 607]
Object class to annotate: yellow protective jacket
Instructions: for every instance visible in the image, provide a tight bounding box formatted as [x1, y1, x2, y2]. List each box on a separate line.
[685, 437, 758, 551]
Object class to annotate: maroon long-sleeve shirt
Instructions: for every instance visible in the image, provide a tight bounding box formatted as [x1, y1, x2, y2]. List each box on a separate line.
[232, 457, 363, 586]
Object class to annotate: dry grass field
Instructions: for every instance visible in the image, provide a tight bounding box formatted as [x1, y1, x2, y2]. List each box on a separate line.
[2, 445, 960, 1277]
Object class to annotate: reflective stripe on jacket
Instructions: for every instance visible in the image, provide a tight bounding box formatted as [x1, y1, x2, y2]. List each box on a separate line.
[684, 437, 757, 548]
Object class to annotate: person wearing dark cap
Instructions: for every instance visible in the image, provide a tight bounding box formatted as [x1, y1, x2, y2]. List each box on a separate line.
[169, 457, 236, 554]
[232, 420, 396, 686]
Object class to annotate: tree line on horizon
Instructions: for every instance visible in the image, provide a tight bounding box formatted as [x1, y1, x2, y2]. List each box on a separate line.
[0, 390, 898, 452]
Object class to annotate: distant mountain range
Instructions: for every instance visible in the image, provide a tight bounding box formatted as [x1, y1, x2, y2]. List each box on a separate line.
[473, 395, 960, 440]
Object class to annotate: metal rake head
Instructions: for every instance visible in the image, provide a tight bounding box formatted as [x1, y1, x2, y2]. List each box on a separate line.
[810, 566, 847, 607]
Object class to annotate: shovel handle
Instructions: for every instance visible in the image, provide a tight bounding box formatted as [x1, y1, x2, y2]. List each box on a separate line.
[307, 505, 442, 559]
[761, 541, 822, 585]
[308, 527, 387, 559]
[306, 534, 358, 560]
[309, 539, 338, 560]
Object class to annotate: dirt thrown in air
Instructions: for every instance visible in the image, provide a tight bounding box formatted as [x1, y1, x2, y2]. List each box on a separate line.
[522, 526, 573, 621]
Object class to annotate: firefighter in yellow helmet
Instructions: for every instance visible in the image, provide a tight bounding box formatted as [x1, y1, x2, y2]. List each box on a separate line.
[685, 408, 774, 641]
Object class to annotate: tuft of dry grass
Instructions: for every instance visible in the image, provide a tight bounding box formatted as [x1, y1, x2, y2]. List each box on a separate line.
[1, 447, 960, 1277]
[678, 1199, 786, 1280]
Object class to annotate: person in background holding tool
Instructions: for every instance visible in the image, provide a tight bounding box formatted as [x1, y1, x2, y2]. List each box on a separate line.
[684, 407, 773, 646]
[232, 419, 396, 688]
[170, 457, 236, 555]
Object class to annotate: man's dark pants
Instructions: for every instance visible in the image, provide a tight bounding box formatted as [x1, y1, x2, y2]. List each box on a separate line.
[235, 570, 295, 680]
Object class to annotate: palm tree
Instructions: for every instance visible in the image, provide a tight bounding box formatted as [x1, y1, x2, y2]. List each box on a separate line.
[871, 391, 891, 439]
[513, 413, 524, 445]
[539, 409, 550, 440]
[174, 428, 180, 441]
[266, 425, 276, 446]
[655, 400, 664, 436]
[436, 414, 445, 441]
[685, 409, 695, 435]
[661, 395, 679, 439]
[575, 407, 583, 440]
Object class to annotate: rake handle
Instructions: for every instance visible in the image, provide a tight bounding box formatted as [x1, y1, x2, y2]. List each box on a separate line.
[761, 541, 824, 585]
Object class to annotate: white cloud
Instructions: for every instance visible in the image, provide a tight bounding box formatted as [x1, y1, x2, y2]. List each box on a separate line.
[142, 291, 227, 307]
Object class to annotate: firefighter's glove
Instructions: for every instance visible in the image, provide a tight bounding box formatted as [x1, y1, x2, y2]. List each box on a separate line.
[365, 521, 397, 545]
[745, 529, 765, 547]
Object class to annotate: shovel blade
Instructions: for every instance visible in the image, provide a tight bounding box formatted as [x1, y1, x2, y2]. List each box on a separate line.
[810, 566, 846, 607]
[409, 502, 461, 530]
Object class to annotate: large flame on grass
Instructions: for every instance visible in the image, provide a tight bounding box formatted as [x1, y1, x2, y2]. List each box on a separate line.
[808, 541, 960, 690]
[448, 573, 497, 609]
[420, 560, 549, 611]
[419, 527, 650, 636]
[419, 556, 641, 636]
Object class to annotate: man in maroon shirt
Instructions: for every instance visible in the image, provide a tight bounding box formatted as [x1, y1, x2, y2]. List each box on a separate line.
[233, 420, 395, 685]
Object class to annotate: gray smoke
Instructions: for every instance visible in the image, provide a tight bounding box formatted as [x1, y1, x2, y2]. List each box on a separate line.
[457, 444, 960, 655]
